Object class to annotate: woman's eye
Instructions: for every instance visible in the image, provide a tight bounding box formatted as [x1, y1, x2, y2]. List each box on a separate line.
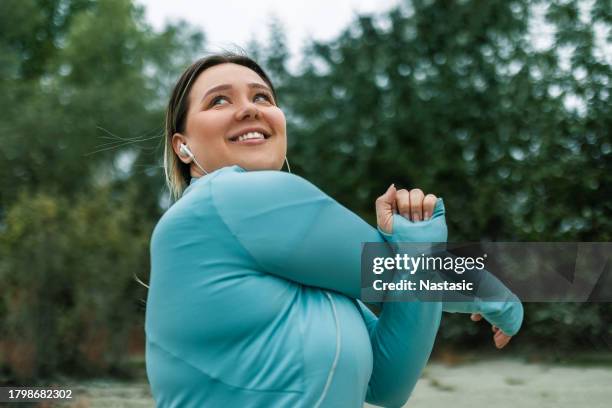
[254, 93, 273, 103]
[210, 96, 229, 106]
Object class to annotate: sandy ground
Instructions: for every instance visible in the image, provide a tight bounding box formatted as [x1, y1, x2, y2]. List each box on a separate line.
[369, 359, 612, 408]
[50, 359, 612, 408]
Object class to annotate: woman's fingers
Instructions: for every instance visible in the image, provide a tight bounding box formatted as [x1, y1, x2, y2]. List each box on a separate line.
[410, 189, 425, 221]
[396, 188, 433, 222]
[396, 189, 411, 219]
[423, 194, 437, 220]
[387, 186, 436, 222]
[494, 331, 512, 349]
[375, 184, 397, 234]
[472, 314, 512, 349]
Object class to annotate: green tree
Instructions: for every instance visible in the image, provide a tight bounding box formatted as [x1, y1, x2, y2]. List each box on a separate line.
[269, 0, 611, 350]
[0, 0, 205, 381]
[0, 185, 152, 380]
[0, 0, 204, 210]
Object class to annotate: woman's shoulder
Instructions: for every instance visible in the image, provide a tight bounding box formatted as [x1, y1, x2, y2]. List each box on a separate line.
[153, 166, 330, 236]
[159, 165, 313, 211]
[207, 166, 325, 202]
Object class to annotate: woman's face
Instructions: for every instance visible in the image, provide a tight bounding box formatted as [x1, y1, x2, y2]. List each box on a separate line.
[173, 63, 287, 175]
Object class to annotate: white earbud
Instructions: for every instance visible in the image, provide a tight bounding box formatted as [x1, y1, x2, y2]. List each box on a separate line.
[179, 143, 208, 176]
[180, 143, 194, 158]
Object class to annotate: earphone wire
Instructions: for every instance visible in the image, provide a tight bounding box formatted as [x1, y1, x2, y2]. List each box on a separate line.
[191, 155, 209, 176]
[284, 156, 291, 173]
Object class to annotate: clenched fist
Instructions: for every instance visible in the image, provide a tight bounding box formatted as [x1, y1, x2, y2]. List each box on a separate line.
[375, 184, 438, 234]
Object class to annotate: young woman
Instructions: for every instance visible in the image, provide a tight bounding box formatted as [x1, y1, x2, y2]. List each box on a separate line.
[145, 53, 523, 407]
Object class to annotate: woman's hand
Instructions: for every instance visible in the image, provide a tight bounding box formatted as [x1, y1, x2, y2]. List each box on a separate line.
[375, 184, 439, 234]
[376, 185, 517, 349]
[470, 313, 513, 349]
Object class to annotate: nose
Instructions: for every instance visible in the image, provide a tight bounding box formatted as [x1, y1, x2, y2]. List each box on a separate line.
[235, 99, 260, 121]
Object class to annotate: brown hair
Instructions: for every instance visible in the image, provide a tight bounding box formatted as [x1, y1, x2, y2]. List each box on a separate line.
[164, 52, 278, 200]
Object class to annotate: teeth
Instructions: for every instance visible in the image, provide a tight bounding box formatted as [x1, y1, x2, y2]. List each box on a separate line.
[236, 132, 265, 142]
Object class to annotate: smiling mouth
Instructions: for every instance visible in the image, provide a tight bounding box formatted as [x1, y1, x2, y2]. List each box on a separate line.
[228, 131, 271, 143]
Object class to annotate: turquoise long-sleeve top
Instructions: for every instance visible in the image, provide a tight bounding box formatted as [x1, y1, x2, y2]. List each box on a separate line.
[145, 165, 522, 408]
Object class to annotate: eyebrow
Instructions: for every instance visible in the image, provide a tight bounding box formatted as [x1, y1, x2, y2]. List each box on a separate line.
[201, 83, 272, 103]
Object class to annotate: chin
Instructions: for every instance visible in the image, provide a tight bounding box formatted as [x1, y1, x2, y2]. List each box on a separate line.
[239, 157, 284, 172]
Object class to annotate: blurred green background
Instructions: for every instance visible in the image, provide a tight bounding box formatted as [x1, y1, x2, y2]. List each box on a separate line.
[0, 0, 610, 386]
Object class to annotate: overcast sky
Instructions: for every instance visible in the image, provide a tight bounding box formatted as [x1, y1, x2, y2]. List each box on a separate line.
[137, 0, 400, 67]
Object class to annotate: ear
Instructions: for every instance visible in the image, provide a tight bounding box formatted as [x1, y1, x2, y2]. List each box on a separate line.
[172, 133, 191, 164]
